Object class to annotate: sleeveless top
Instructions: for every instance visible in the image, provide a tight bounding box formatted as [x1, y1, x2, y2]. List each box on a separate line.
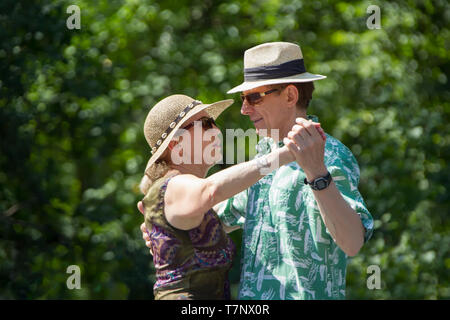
[142, 173, 236, 300]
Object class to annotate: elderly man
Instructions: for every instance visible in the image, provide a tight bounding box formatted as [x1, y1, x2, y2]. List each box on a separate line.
[139, 42, 373, 300]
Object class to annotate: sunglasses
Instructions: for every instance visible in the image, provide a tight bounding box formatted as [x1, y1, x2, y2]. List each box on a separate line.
[240, 88, 280, 106]
[181, 117, 216, 131]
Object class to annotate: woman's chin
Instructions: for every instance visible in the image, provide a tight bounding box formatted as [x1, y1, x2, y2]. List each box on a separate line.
[202, 150, 222, 166]
[212, 150, 223, 164]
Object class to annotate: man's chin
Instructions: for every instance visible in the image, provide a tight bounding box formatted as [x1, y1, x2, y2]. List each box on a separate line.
[255, 127, 268, 137]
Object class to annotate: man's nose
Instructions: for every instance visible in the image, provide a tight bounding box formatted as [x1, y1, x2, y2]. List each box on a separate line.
[240, 101, 254, 115]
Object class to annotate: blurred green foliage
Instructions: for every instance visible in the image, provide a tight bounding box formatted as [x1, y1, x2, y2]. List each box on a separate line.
[0, 0, 449, 299]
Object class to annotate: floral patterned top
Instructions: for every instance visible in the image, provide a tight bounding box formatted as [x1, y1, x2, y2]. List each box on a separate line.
[217, 116, 374, 300]
[143, 173, 236, 300]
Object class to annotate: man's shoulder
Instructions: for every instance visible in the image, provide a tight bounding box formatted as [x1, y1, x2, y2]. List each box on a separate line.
[324, 134, 359, 170]
[324, 133, 350, 151]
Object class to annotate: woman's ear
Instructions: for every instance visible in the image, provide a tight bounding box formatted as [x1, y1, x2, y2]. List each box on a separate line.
[285, 85, 299, 108]
[167, 140, 178, 151]
[166, 140, 183, 159]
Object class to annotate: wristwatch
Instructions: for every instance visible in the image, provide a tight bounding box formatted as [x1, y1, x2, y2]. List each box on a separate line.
[304, 171, 332, 191]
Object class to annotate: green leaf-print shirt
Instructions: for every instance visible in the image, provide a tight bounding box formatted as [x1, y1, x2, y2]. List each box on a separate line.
[217, 116, 374, 300]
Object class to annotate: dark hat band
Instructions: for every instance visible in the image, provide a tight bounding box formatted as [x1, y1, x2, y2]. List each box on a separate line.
[244, 59, 306, 81]
[151, 100, 202, 154]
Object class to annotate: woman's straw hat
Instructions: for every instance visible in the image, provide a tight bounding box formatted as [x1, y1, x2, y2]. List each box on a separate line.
[143, 94, 233, 172]
[227, 42, 326, 94]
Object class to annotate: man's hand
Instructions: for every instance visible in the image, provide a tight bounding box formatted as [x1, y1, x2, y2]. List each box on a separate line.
[137, 201, 152, 254]
[283, 118, 328, 181]
[137, 201, 145, 215]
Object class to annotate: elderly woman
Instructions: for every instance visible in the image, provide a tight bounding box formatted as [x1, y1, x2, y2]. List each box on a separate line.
[138, 94, 296, 300]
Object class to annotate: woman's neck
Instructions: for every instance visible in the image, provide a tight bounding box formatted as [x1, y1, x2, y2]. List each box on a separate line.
[168, 163, 210, 178]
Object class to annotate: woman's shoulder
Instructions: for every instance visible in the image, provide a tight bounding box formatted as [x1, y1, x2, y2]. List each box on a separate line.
[142, 172, 179, 213]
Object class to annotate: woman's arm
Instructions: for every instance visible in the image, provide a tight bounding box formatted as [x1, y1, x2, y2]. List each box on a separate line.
[164, 146, 294, 230]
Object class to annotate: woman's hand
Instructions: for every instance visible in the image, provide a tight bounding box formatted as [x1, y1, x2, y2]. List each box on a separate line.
[278, 145, 296, 164]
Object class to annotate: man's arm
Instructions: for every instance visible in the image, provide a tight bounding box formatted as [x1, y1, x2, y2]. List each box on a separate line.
[307, 179, 365, 256]
[284, 118, 364, 256]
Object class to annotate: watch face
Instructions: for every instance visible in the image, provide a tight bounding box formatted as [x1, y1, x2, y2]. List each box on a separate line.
[315, 178, 327, 189]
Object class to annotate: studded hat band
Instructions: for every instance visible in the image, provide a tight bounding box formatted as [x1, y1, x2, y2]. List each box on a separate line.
[151, 100, 202, 154]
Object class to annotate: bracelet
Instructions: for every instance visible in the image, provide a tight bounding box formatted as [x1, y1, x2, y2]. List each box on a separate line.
[255, 156, 270, 169]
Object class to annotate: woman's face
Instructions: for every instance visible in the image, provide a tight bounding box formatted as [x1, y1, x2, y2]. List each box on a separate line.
[169, 110, 222, 166]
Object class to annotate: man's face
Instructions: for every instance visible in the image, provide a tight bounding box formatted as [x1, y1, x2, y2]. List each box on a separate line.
[240, 85, 286, 137]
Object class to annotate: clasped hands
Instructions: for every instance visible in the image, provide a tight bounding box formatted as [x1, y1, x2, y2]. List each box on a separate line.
[281, 117, 328, 182]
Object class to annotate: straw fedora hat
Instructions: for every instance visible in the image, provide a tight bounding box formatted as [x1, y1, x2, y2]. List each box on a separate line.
[227, 42, 326, 94]
[143, 94, 234, 172]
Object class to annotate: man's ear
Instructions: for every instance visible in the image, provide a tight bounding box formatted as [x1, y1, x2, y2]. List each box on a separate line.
[285, 84, 299, 108]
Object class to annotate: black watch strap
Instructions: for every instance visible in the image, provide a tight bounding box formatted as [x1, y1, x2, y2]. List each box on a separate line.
[304, 172, 332, 191]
